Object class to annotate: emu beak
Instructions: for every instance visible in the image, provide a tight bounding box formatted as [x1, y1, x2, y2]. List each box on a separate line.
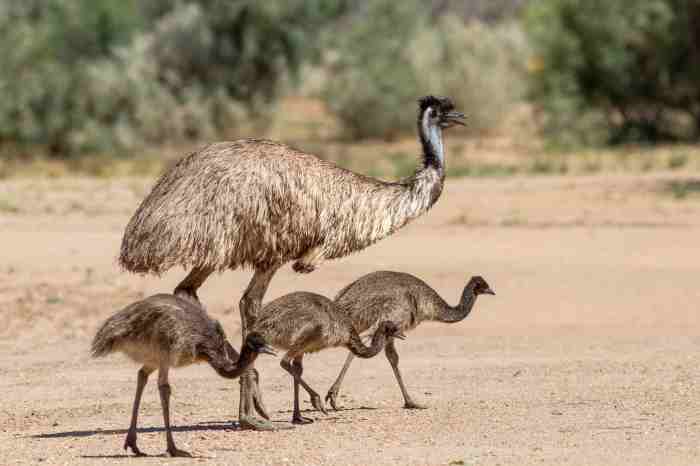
[444, 111, 466, 128]
[259, 345, 277, 356]
[393, 332, 406, 340]
[483, 287, 496, 296]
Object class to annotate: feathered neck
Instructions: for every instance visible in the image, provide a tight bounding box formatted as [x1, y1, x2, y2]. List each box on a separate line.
[435, 282, 479, 323]
[418, 108, 445, 171]
[208, 344, 258, 379]
[346, 327, 387, 359]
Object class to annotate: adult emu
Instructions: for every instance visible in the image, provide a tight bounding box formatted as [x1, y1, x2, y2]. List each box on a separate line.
[119, 95, 465, 430]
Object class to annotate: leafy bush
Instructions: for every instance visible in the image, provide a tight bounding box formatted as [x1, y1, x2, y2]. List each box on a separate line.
[0, 0, 144, 154]
[412, 16, 529, 135]
[432, 0, 530, 23]
[320, 0, 424, 140]
[0, 0, 347, 156]
[319, 3, 528, 140]
[525, 0, 700, 146]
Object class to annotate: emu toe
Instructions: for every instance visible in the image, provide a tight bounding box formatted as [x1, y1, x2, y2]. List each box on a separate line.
[239, 415, 276, 431]
[124, 435, 147, 457]
[404, 400, 428, 410]
[325, 391, 341, 411]
[292, 415, 314, 425]
[167, 447, 192, 458]
[310, 394, 328, 415]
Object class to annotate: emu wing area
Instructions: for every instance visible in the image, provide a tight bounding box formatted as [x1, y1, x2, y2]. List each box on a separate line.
[119, 140, 397, 274]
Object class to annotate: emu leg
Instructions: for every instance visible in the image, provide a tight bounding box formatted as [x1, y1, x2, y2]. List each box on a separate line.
[124, 366, 154, 456]
[385, 339, 426, 409]
[281, 357, 313, 424]
[325, 352, 355, 411]
[293, 357, 327, 414]
[224, 342, 270, 420]
[238, 266, 279, 431]
[250, 368, 270, 420]
[157, 365, 191, 457]
[174, 267, 213, 305]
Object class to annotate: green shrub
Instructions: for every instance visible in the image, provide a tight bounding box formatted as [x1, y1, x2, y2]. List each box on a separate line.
[525, 0, 700, 146]
[0, 0, 144, 154]
[0, 0, 347, 156]
[320, 0, 424, 140]
[320, 4, 528, 140]
[412, 17, 529, 135]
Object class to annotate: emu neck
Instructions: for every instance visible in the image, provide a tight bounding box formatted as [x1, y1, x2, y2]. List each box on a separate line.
[347, 329, 386, 359]
[419, 111, 445, 170]
[209, 346, 258, 379]
[436, 284, 478, 323]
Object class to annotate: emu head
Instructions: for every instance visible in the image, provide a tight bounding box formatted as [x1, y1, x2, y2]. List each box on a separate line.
[468, 276, 495, 295]
[245, 332, 277, 356]
[379, 321, 406, 340]
[418, 95, 465, 130]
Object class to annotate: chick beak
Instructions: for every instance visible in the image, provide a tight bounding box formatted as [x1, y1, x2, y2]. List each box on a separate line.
[483, 287, 496, 296]
[393, 332, 406, 340]
[259, 345, 277, 356]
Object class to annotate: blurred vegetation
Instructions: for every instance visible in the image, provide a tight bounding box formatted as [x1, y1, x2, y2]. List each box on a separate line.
[0, 0, 347, 156]
[1, 0, 699, 163]
[319, 0, 425, 139]
[317, 1, 528, 139]
[525, 0, 700, 147]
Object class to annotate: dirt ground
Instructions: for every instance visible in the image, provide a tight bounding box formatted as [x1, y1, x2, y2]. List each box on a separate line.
[1, 172, 699, 465]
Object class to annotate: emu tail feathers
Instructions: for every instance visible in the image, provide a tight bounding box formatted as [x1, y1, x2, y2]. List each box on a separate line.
[90, 321, 119, 358]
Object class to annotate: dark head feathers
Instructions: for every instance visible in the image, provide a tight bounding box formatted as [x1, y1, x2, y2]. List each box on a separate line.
[418, 95, 455, 114]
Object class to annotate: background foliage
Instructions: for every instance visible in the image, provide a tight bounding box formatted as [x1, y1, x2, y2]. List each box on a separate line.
[526, 0, 700, 146]
[1, 0, 699, 158]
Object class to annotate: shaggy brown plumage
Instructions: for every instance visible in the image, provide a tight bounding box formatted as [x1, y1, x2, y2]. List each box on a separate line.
[251, 291, 405, 424]
[117, 95, 464, 429]
[91, 294, 275, 457]
[119, 96, 463, 276]
[325, 272, 494, 410]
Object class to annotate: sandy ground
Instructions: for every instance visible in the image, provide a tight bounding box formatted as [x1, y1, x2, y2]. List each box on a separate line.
[1, 172, 699, 465]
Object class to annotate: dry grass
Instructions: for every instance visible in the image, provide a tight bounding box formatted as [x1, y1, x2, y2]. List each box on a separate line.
[1, 98, 700, 181]
[3, 140, 699, 181]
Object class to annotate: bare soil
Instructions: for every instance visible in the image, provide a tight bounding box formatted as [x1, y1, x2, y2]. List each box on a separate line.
[1, 172, 699, 465]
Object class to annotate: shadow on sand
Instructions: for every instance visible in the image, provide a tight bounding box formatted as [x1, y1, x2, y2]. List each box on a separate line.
[31, 407, 379, 439]
[29, 419, 291, 440]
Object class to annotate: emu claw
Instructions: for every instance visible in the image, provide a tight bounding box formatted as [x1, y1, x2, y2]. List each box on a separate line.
[167, 447, 192, 458]
[124, 434, 146, 456]
[310, 394, 328, 415]
[239, 415, 276, 431]
[292, 415, 314, 425]
[404, 400, 428, 410]
[325, 391, 340, 411]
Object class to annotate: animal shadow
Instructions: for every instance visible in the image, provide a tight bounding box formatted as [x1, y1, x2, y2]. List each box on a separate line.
[30, 421, 240, 440]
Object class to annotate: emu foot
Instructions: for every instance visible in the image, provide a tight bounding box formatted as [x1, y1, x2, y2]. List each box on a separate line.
[123, 433, 147, 457]
[292, 414, 314, 425]
[167, 447, 192, 458]
[239, 415, 276, 431]
[310, 394, 328, 415]
[404, 400, 428, 410]
[325, 390, 341, 411]
[292, 261, 315, 274]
